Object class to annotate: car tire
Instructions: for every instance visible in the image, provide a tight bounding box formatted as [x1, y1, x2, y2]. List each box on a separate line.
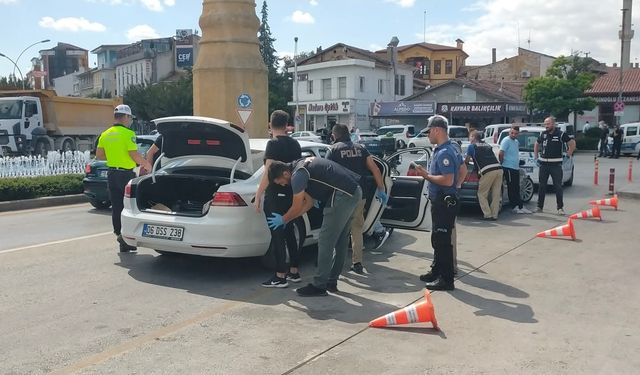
[408, 143, 417, 153]
[89, 199, 111, 209]
[520, 177, 534, 202]
[563, 166, 574, 187]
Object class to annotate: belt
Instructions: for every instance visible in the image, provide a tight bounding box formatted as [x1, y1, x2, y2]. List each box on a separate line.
[108, 167, 134, 171]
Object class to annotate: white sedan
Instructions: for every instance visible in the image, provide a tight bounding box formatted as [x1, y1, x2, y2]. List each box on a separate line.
[290, 131, 322, 143]
[121, 116, 432, 259]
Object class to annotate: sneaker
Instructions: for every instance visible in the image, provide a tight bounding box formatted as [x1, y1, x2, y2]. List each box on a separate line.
[372, 230, 390, 250]
[286, 272, 301, 283]
[557, 208, 565, 216]
[117, 235, 137, 252]
[535, 207, 543, 213]
[512, 207, 521, 214]
[296, 283, 328, 297]
[261, 275, 288, 288]
[350, 262, 364, 274]
[519, 207, 533, 214]
[326, 282, 339, 293]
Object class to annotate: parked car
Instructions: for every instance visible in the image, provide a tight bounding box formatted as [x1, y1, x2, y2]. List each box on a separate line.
[289, 131, 322, 143]
[408, 125, 469, 149]
[82, 135, 158, 209]
[497, 127, 575, 186]
[359, 131, 396, 157]
[119, 116, 432, 260]
[618, 122, 640, 156]
[375, 124, 416, 149]
[483, 124, 512, 144]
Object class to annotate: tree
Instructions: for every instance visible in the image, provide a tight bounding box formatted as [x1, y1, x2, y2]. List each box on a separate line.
[258, 1, 278, 75]
[123, 69, 193, 122]
[0, 75, 31, 90]
[523, 54, 597, 121]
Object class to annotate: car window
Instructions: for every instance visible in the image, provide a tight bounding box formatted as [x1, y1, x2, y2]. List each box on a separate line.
[301, 150, 315, 158]
[449, 127, 469, 139]
[137, 141, 153, 155]
[376, 128, 404, 135]
[497, 131, 508, 145]
[317, 148, 328, 158]
[291, 132, 299, 138]
[627, 126, 638, 136]
[517, 133, 539, 152]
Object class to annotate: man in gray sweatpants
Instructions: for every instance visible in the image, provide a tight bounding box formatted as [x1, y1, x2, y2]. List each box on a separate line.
[266, 157, 362, 297]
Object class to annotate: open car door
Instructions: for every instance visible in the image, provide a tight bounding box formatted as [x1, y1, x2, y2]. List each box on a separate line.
[379, 147, 432, 231]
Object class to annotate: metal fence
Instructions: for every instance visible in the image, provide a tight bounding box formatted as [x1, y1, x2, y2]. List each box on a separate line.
[0, 151, 91, 178]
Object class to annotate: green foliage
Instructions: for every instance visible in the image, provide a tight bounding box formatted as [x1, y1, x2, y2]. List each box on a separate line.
[0, 75, 31, 90]
[584, 127, 603, 138]
[524, 54, 598, 120]
[575, 133, 599, 150]
[258, 0, 278, 75]
[0, 174, 83, 202]
[123, 69, 193, 121]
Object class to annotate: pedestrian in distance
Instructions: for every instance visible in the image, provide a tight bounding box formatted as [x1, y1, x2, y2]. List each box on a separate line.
[465, 130, 503, 220]
[254, 110, 303, 288]
[611, 124, 623, 159]
[533, 116, 576, 215]
[499, 125, 532, 214]
[96, 104, 152, 253]
[266, 157, 362, 297]
[598, 121, 609, 157]
[412, 115, 467, 291]
[326, 124, 388, 274]
[583, 121, 591, 132]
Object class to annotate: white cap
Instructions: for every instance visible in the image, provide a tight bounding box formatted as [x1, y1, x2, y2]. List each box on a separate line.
[114, 104, 132, 116]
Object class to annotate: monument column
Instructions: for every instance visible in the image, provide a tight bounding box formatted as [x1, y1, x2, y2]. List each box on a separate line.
[194, 0, 268, 138]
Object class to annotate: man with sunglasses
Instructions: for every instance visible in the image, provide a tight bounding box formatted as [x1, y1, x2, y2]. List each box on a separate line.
[412, 115, 466, 291]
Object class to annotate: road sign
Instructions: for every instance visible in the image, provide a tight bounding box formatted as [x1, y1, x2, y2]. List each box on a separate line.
[614, 100, 625, 117]
[237, 109, 252, 126]
[237, 93, 252, 108]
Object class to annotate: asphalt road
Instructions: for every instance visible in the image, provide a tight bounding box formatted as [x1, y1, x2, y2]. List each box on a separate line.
[1, 154, 639, 374]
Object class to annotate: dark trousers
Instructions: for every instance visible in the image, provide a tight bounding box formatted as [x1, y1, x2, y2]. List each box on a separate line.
[504, 167, 522, 209]
[107, 169, 135, 235]
[264, 187, 299, 274]
[537, 163, 563, 210]
[430, 194, 459, 283]
[599, 139, 608, 157]
[612, 141, 622, 158]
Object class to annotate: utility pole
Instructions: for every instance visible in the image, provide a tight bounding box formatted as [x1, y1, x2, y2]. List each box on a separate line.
[423, 11, 427, 43]
[294, 36, 299, 131]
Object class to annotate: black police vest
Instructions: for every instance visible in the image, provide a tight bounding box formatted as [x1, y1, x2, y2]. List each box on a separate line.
[293, 157, 360, 202]
[329, 141, 369, 188]
[539, 129, 564, 163]
[473, 143, 502, 175]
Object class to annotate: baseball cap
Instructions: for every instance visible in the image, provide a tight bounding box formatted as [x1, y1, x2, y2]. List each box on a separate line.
[426, 115, 448, 130]
[114, 104, 132, 116]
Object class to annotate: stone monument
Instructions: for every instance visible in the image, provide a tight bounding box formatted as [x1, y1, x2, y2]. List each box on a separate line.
[194, 0, 268, 138]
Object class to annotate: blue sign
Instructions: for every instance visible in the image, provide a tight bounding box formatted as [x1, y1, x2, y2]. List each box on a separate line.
[370, 101, 436, 117]
[176, 47, 194, 67]
[237, 93, 252, 108]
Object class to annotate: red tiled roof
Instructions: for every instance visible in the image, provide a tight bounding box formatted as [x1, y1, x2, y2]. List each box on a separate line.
[586, 68, 640, 94]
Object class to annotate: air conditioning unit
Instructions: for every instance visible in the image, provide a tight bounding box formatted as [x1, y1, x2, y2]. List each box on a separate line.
[521, 70, 531, 78]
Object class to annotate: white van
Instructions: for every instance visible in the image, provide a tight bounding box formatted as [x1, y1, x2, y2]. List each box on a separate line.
[483, 124, 511, 144]
[619, 122, 640, 155]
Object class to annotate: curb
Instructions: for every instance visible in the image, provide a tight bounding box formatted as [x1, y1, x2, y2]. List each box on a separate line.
[618, 190, 640, 200]
[0, 194, 88, 212]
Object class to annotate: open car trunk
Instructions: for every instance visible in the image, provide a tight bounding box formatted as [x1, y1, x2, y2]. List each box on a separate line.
[135, 167, 250, 217]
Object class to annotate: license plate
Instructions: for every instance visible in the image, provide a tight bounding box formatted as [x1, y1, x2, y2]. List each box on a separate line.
[99, 170, 108, 178]
[142, 224, 184, 241]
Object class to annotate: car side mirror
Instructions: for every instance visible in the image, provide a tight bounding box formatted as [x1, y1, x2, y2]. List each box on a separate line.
[519, 159, 525, 166]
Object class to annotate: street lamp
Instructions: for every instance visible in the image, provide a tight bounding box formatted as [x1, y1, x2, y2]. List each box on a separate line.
[14, 39, 50, 77]
[388, 36, 399, 101]
[0, 52, 25, 89]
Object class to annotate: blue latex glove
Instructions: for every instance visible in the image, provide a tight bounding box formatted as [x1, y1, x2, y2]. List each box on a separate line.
[267, 213, 285, 230]
[375, 188, 389, 205]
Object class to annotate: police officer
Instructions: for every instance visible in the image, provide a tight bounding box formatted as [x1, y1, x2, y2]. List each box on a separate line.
[267, 157, 362, 297]
[465, 130, 503, 220]
[534, 116, 575, 215]
[326, 124, 387, 274]
[413, 115, 466, 291]
[96, 104, 152, 252]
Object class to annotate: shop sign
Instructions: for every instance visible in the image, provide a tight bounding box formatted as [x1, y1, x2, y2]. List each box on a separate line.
[306, 100, 351, 114]
[370, 101, 435, 116]
[438, 103, 504, 114]
[592, 95, 640, 104]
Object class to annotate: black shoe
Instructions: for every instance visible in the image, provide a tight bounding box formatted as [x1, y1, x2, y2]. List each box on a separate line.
[296, 283, 328, 297]
[419, 271, 438, 283]
[261, 275, 288, 288]
[372, 230, 390, 250]
[350, 262, 364, 274]
[286, 272, 301, 283]
[425, 277, 454, 291]
[326, 282, 338, 293]
[117, 235, 137, 252]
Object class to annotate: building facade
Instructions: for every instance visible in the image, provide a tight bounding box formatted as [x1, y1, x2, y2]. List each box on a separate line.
[39, 43, 88, 89]
[583, 67, 640, 128]
[460, 48, 555, 82]
[288, 43, 414, 131]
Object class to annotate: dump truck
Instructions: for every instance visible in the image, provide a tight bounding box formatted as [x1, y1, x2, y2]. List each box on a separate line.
[0, 90, 122, 156]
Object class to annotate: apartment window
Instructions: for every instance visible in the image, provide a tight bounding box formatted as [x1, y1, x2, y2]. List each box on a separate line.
[359, 76, 365, 92]
[338, 76, 347, 99]
[322, 78, 332, 99]
[394, 75, 406, 96]
[378, 79, 384, 94]
[434, 60, 442, 75]
[307, 80, 313, 94]
[445, 59, 453, 75]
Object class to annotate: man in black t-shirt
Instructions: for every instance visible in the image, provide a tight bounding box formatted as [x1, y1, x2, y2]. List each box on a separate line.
[255, 110, 302, 288]
[611, 125, 623, 159]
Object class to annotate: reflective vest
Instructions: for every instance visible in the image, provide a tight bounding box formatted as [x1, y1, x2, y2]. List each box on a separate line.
[539, 129, 565, 163]
[292, 157, 360, 203]
[473, 143, 502, 175]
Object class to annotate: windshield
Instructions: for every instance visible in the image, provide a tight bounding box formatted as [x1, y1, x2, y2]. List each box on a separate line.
[449, 127, 469, 139]
[517, 132, 540, 152]
[0, 100, 23, 120]
[376, 128, 404, 135]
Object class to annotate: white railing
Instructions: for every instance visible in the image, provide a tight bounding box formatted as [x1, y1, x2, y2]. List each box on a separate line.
[0, 151, 91, 178]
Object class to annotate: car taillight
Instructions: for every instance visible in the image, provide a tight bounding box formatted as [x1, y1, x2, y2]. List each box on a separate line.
[84, 163, 92, 174]
[211, 192, 247, 206]
[124, 181, 132, 198]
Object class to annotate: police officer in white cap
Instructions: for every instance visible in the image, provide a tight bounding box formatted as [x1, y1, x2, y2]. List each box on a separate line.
[96, 104, 152, 252]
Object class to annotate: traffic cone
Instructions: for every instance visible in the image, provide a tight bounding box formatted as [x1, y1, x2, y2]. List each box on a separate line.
[369, 290, 438, 329]
[569, 206, 602, 221]
[536, 219, 576, 241]
[589, 195, 618, 210]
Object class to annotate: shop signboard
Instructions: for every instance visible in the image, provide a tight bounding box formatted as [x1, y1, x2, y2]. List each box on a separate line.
[370, 101, 435, 116]
[306, 100, 351, 115]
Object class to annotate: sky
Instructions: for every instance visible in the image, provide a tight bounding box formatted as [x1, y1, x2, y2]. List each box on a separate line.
[0, 0, 639, 79]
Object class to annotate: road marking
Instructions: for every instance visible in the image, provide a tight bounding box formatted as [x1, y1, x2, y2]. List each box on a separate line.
[51, 289, 269, 374]
[0, 203, 89, 216]
[0, 232, 112, 255]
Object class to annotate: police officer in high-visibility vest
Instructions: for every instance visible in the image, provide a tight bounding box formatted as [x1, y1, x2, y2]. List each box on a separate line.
[96, 104, 152, 252]
[534, 116, 575, 215]
[413, 115, 467, 291]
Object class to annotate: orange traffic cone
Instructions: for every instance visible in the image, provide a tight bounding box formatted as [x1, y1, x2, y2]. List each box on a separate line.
[536, 219, 576, 240]
[369, 290, 438, 329]
[589, 194, 618, 210]
[569, 206, 602, 221]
